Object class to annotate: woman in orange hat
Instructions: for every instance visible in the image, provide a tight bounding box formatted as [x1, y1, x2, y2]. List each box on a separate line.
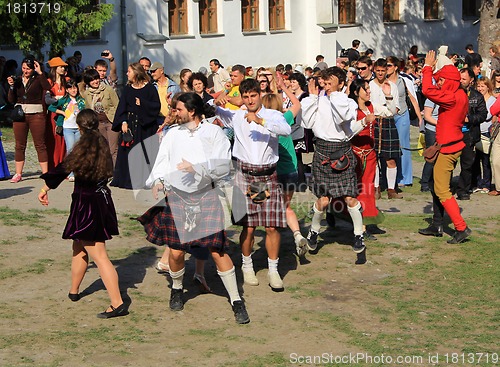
[45, 57, 69, 170]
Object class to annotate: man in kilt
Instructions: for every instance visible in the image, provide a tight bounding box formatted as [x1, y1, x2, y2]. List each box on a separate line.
[369, 58, 403, 199]
[301, 67, 366, 254]
[214, 78, 291, 292]
[138, 92, 250, 324]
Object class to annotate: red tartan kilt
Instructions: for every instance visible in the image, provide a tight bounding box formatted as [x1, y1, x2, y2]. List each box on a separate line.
[136, 188, 228, 252]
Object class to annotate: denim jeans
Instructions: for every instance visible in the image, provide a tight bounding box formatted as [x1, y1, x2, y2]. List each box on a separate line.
[394, 110, 413, 185]
[420, 128, 436, 189]
[63, 127, 81, 154]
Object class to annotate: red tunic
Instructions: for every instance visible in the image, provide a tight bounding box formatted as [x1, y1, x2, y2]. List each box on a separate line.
[45, 79, 67, 170]
[421, 65, 468, 154]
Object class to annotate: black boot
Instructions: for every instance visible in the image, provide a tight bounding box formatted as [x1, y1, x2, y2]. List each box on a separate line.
[418, 224, 443, 237]
[447, 227, 472, 244]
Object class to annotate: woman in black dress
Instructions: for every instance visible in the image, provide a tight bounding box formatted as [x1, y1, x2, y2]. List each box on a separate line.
[38, 109, 127, 319]
[111, 62, 161, 189]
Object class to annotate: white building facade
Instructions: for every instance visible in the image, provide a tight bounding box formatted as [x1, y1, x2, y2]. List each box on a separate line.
[1, 0, 482, 81]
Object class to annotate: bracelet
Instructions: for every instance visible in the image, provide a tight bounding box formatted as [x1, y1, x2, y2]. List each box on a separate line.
[122, 121, 127, 125]
[40, 188, 47, 194]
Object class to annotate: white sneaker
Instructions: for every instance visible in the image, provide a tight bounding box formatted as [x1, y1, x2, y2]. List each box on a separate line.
[295, 236, 308, 257]
[267, 271, 284, 292]
[242, 267, 259, 286]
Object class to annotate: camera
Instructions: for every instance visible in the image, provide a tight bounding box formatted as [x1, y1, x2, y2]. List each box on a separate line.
[101, 52, 109, 57]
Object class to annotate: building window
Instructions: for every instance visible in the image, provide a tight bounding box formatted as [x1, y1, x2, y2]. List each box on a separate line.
[242, 0, 259, 32]
[78, 0, 101, 40]
[339, 0, 356, 24]
[269, 0, 285, 30]
[199, 0, 218, 34]
[169, 0, 188, 35]
[462, 0, 480, 18]
[424, 0, 440, 19]
[383, 0, 399, 22]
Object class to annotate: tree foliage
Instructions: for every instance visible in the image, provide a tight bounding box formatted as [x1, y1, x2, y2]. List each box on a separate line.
[0, 0, 114, 60]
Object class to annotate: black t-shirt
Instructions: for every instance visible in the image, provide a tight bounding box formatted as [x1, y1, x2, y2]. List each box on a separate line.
[464, 52, 483, 68]
[347, 48, 360, 66]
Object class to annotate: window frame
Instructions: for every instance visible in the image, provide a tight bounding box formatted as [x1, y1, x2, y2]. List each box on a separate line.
[383, 0, 400, 22]
[424, 0, 440, 20]
[269, 0, 285, 31]
[462, 0, 480, 18]
[242, 0, 260, 32]
[338, 0, 356, 25]
[169, 0, 188, 36]
[78, 0, 102, 41]
[199, 0, 218, 34]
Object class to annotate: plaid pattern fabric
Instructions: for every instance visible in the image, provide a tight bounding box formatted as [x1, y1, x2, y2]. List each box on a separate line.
[312, 139, 358, 198]
[136, 188, 227, 253]
[374, 117, 401, 159]
[232, 161, 287, 228]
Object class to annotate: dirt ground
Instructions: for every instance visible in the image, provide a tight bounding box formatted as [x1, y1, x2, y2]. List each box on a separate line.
[1, 129, 499, 366]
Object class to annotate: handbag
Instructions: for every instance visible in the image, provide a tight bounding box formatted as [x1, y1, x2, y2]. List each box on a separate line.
[423, 142, 441, 163]
[320, 148, 351, 172]
[246, 182, 270, 204]
[121, 129, 134, 147]
[55, 125, 64, 136]
[11, 105, 25, 122]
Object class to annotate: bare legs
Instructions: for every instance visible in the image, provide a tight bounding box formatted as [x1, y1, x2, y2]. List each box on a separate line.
[70, 240, 123, 310]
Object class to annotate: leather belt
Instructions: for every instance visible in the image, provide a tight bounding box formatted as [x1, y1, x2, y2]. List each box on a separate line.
[241, 167, 276, 176]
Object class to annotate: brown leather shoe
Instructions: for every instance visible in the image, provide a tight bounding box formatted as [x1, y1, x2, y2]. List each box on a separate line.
[387, 189, 403, 199]
[488, 190, 500, 196]
[375, 187, 381, 200]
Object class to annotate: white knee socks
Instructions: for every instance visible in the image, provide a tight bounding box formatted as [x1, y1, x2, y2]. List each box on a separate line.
[268, 257, 279, 273]
[387, 167, 397, 190]
[311, 203, 323, 233]
[347, 202, 364, 236]
[217, 266, 241, 305]
[242, 254, 254, 271]
[169, 267, 185, 290]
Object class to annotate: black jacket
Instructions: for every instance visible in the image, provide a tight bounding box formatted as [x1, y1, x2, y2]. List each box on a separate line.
[465, 87, 487, 144]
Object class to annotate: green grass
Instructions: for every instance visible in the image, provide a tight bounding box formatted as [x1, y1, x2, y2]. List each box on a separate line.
[0, 206, 44, 226]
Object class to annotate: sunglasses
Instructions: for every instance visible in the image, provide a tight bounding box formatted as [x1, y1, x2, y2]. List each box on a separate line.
[356, 66, 368, 71]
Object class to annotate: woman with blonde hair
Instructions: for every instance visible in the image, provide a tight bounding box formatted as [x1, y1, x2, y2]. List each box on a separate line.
[110, 62, 161, 189]
[473, 77, 497, 193]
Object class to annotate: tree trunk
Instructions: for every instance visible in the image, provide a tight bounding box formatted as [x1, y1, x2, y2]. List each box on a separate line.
[478, 0, 500, 57]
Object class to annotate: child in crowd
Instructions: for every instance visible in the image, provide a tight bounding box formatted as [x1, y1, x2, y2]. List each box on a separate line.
[38, 109, 127, 319]
[48, 79, 86, 180]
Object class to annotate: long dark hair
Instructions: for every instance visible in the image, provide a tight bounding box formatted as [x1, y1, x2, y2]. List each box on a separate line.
[177, 92, 215, 120]
[348, 78, 370, 105]
[64, 109, 113, 182]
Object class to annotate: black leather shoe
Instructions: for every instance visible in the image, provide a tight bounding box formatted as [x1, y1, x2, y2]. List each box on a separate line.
[96, 303, 128, 319]
[418, 224, 443, 237]
[366, 224, 386, 235]
[447, 227, 472, 244]
[169, 288, 184, 311]
[456, 194, 470, 200]
[363, 231, 377, 241]
[352, 235, 366, 253]
[232, 300, 250, 324]
[68, 293, 80, 302]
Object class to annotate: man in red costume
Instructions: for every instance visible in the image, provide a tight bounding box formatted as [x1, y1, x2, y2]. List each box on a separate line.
[418, 51, 472, 244]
